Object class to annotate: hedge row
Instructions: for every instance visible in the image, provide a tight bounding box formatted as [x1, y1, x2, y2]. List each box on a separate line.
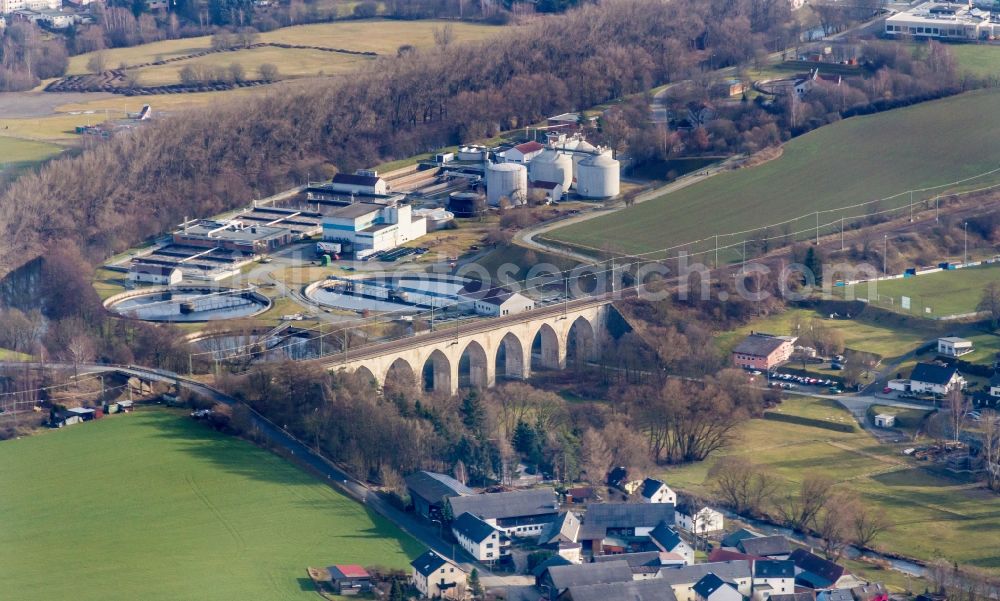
[763, 411, 856, 432]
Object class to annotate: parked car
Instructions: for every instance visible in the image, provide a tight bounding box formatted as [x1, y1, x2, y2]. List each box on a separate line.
[882, 386, 893, 394]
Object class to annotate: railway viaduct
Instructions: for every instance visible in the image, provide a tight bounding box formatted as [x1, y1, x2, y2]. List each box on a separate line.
[320, 297, 616, 395]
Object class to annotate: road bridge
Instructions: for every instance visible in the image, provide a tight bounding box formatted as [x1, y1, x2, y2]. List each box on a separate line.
[320, 296, 615, 395]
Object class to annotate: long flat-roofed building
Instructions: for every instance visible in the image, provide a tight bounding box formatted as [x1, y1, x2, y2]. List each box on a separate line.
[885, 2, 1000, 40]
[173, 219, 294, 254]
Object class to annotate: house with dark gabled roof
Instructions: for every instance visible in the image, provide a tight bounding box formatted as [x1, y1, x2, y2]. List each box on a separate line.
[537, 560, 633, 597]
[739, 535, 791, 559]
[594, 551, 666, 578]
[579, 504, 676, 555]
[448, 487, 558, 537]
[640, 478, 677, 504]
[909, 362, 965, 395]
[405, 470, 474, 520]
[649, 521, 694, 565]
[658, 560, 753, 601]
[771, 593, 816, 601]
[411, 549, 465, 599]
[789, 548, 851, 589]
[538, 511, 583, 563]
[753, 560, 796, 601]
[563, 578, 680, 601]
[452, 512, 509, 562]
[817, 590, 854, 601]
[675, 502, 724, 534]
[850, 583, 888, 601]
[722, 528, 762, 549]
[330, 171, 388, 195]
[694, 573, 744, 601]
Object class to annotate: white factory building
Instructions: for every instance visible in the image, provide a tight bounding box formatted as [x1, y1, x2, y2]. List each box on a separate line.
[321, 202, 426, 257]
[885, 2, 1000, 40]
[327, 170, 388, 196]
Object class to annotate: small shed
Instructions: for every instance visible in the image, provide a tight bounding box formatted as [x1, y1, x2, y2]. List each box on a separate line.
[326, 565, 371, 595]
[874, 414, 895, 428]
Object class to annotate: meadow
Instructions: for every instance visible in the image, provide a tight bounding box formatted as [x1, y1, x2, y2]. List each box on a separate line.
[0, 135, 65, 176]
[66, 19, 504, 76]
[0, 408, 422, 601]
[662, 396, 1000, 572]
[548, 90, 1000, 256]
[843, 263, 1000, 318]
[946, 43, 1000, 78]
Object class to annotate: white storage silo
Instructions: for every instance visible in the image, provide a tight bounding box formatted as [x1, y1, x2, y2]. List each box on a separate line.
[485, 162, 528, 206]
[567, 140, 596, 185]
[576, 153, 620, 199]
[529, 149, 573, 189]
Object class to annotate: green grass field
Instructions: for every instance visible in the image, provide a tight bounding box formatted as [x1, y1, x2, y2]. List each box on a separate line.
[0, 135, 64, 172]
[844, 263, 1000, 318]
[947, 44, 1000, 78]
[549, 90, 1000, 256]
[0, 409, 422, 601]
[661, 397, 1000, 572]
[67, 19, 504, 76]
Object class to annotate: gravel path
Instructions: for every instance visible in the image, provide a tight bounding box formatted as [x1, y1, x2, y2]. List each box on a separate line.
[0, 91, 114, 118]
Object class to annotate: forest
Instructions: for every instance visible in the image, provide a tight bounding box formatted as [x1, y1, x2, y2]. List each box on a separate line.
[0, 0, 801, 275]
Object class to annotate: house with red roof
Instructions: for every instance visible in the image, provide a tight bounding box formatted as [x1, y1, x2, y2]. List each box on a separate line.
[327, 564, 372, 595]
[503, 141, 545, 164]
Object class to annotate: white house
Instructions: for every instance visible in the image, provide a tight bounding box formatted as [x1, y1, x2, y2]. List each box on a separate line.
[676, 504, 725, 535]
[909, 362, 966, 396]
[695, 574, 745, 601]
[752, 560, 795, 601]
[451, 512, 509, 562]
[127, 263, 182, 286]
[503, 141, 544, 164]
[411, 549, 465, 599]
[938, 337, 973, 358]
[659, 561, 753, 601]
[328, 170, 388, 195]
[649, 521, 695, 565]
[990, 374, 1000, 398]
[638, 478, 676, 504]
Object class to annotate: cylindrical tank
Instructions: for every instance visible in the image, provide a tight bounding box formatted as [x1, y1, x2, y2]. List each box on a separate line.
[448, 191, 487, 217]
[567, 140, 596, 184]
[485, 162, 528, 207]
[529, 149, 573, 189]
[414, 208, 455, 231]
[576, 153, 621, 199]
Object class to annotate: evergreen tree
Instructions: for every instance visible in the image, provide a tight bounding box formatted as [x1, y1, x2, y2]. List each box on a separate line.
[460, 391, 486, 436]
[468, 568, 484, 599]
[512, 420, 537, 457]
[389, 578, 404, 601]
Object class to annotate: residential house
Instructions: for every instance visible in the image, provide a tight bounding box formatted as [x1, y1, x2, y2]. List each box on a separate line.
[578, 503, 676, 555]
[648, 521, 695, 565]
[732, 334, 796, 370]
[938, 337, 973, 358]
[694, 573, 744, 601]
[909, 362, 966, 396]
[405, 471, 473, 520]
[411, 550, 465, 599]
[537, 560, 633, 598]
[538, 511, 583, 563]
[452, 512, 509, 562]
[771, 593, 816, 601]
[561, 579, 679, 601]
[989, 373, 1000, 398]
[50, 406, 97, 428]
[721, 528, 763, 549]
[752, 560, 796, 601]
[448, 487, 558, 537]
[675, 504, 724, 535]
[789, 549, 853, 590]
[640, 478, 677, 504]
[461, 285, 535, 317]
[594, 551, 667, 580]
[709, 548, 760, 563]
[851, 584, 888, 601]
[326, 565, 372, 596]
[738, 536, 791, 559]
[658, 560, 753, 601]
[504, 141, 545, 164]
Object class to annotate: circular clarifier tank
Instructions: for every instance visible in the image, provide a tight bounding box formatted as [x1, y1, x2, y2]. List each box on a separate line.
[105, 287, 271, 322]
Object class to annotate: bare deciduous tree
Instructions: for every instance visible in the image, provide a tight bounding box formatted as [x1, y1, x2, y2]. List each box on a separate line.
[778, 475, 835, 532]
[708, 456, 780, 515]
[946, 387, 971, 443]
[853, 502, 894, 549]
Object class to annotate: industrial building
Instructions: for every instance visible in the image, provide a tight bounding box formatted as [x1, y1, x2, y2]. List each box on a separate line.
[327, 170, 388, 195]
[884, 2, 1000, 40]
[485, 162, 528, 206]
[321, 202, 427, 258]
[127, 263, 183, 286]
[173, 220, 294, 254]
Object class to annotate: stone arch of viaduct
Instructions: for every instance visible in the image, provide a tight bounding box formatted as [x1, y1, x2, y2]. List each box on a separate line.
[331, 304, 610, 395]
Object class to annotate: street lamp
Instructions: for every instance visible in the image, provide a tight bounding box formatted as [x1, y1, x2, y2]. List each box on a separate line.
[964, 221, 968, 264]
[883, 234, 888, 276]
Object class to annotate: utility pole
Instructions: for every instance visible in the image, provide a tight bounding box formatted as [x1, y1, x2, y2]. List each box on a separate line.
[815, 211, 820, 244]
[883, 234, 888, 276]
[935, 196, 939, 222]
[841, 216, 845, 251]
[715, 234, 719, 269]
[909, 190, 913, 222]
[964, 221, 968, 264]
